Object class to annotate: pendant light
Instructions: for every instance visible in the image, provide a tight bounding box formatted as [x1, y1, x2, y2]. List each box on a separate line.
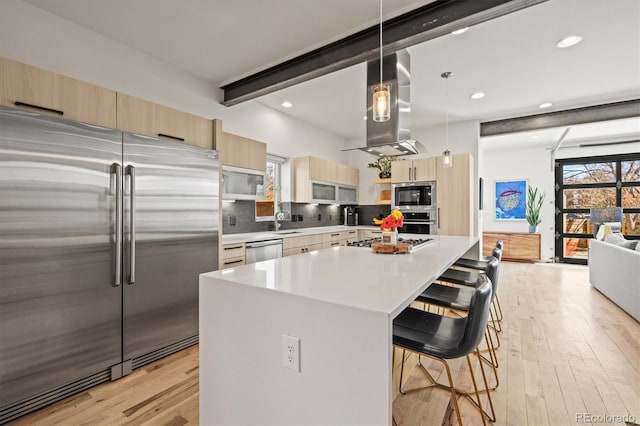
[372, 0, 390, 122]
[441, 71, 453, 168]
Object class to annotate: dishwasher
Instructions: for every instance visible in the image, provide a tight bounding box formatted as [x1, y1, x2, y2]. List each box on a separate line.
[245, 239, 283, 264]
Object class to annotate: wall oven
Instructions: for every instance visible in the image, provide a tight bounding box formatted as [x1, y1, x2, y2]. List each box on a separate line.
[391, 182, 436, 211]
[397, 212, 437, 235]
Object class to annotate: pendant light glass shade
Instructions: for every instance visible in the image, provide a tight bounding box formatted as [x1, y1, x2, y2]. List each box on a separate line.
[372, 83, 391, 122]
[443, 149, 453, 168]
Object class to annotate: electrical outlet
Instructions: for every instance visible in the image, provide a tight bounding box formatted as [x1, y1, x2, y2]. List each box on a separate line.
[282, 334, 300, 372]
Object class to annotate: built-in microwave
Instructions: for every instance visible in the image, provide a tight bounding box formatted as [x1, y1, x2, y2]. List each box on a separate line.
[391, 181, 436, 211]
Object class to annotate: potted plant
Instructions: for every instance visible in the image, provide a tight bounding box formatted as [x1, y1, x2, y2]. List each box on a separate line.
[367, 156, 396, 179]
[526, 186, 545, 233]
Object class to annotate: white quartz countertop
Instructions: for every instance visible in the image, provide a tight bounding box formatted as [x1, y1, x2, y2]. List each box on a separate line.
[203, 234, 477, 317]
[221, 225, 380, 244]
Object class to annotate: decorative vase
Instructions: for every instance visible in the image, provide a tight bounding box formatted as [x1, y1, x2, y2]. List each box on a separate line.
[528, 225, 539, 233]
[381, 229, 398, 246]
[379, 171, 391, 179]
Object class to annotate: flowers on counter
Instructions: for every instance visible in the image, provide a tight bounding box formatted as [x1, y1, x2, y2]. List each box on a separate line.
[381, 209, 404, 231]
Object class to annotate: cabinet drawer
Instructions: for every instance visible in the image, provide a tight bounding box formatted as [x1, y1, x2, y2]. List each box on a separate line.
[221, 243, 246, 259]
[283, 234, 323, 249]
[322, 231, 344, 244]
[360, 229, 383, 239]
[220, 256, 245, 269]
[1, 56, 116, 128]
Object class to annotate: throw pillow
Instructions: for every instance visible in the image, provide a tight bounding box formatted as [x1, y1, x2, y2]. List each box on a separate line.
[603, 222, 622, 233]
[604, 233, 626, 244]
[595, 224, 613, 240]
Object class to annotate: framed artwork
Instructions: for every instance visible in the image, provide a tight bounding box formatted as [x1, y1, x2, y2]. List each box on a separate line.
[494, 179, 527, 220]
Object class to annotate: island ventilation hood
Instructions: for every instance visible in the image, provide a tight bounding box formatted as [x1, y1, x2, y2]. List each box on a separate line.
[345, 49, 423, 157]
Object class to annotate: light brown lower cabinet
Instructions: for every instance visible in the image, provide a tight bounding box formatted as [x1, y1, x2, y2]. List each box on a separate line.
[220, 243, 246, 269]
[483, 231, 541, 262]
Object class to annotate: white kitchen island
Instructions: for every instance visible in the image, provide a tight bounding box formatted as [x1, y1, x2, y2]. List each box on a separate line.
[199, 234, 477, 425]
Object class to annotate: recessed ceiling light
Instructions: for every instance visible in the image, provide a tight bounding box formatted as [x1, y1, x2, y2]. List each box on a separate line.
[470, 92, 485, 99]
[531, 135, 539, 139]
[379, 153, 384, 156]
[556, 35, 582, 48]
[451, 27, 469, 35]
[367, 149, 373, 152]
[363, 115, 367, 120]
[393, 145, 399, 148]
[281, 101, 293, 108]
[538, 102, 553, 109]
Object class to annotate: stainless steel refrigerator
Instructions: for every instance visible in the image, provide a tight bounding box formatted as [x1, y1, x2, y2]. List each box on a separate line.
[0, 105, 219, 422]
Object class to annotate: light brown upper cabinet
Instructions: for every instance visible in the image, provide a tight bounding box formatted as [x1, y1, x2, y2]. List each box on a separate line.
[391, 157, 436, 183]
[293, 156, 359, 203]
[219, 133, 267, 172]
[336, 163, 359, 187]
[116, 93, 213, 149]
[0, 56, 116, 128]
[436, 153, 474, 236]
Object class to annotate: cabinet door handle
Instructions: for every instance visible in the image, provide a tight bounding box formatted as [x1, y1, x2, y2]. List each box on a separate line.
[158, 133, 185, 142]
[224, 245, 244, 250]
[413, 167, 417, 180]
[14, 101, 64, 116]
[331, 233, 340, 236]
[224, 259, 243, 265]
[437, 208, 440, 229]
[331, 242, 340, 246]
[408, 167, 412, 181]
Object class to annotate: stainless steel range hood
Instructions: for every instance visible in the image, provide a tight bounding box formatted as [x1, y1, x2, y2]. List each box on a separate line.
[345, 49, 423, 157]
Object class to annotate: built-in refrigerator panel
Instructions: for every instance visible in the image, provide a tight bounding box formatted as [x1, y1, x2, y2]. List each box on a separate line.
[122, 133, 218, 364]
[0, 107, 123, 411]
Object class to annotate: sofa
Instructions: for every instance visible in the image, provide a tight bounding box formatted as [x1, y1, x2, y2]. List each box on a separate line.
[589, 238, 640, 321]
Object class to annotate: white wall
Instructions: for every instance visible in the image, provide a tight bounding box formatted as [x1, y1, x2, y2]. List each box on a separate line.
[481, 140, 640, 262]
[346, 119, 480, 203]
[0, 0, 348, 202]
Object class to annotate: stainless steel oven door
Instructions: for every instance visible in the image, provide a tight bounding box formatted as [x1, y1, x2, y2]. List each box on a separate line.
[398, 221, 436, 235]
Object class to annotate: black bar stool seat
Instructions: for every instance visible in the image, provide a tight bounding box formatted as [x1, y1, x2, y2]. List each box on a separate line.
[438, 267, 478, 287]
[416, 283, 473, 311]
[454, 241, 504, 270]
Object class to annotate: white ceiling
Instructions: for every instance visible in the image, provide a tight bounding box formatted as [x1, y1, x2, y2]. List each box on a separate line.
[24, 0, 640, 143]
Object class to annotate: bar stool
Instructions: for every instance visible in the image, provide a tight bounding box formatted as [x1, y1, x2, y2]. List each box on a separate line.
[416, 255, 501, 388]
[454, 241, 504, 323]
[393, 274, 495, 426]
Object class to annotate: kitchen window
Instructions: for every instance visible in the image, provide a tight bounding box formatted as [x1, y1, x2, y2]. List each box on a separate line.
[255, 155, 286, 221]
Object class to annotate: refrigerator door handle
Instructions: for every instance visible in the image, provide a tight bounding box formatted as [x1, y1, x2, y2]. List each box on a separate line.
[112, 163, 122, 287]
[126, 165, 136, 284]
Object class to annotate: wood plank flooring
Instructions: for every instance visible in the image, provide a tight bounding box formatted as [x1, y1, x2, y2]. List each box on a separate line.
[8, 262, 640, 426]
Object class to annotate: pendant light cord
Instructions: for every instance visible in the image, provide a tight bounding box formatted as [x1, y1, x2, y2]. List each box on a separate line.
[379, 0, 383, 87]
[441, 72, 452, 145]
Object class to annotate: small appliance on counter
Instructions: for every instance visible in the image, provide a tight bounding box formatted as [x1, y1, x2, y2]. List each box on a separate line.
[344, 206, 359, 226]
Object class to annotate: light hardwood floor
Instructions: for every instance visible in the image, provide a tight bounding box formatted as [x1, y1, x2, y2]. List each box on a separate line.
[8, 262, 640, 426]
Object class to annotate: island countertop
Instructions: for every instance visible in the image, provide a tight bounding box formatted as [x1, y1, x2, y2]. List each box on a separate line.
[203, 234, 477, 319]
[199, 234, 478, 425]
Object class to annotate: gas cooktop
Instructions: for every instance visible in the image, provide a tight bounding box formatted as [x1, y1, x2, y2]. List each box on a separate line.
[346, 237, 434, 251]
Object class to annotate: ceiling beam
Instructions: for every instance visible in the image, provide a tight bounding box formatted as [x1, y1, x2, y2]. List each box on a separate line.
[480, 99, 640, 137]
[221, 0, 547, 106]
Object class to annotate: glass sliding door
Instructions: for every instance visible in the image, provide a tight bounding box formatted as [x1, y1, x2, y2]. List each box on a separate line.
[555, 154, 640, 264]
